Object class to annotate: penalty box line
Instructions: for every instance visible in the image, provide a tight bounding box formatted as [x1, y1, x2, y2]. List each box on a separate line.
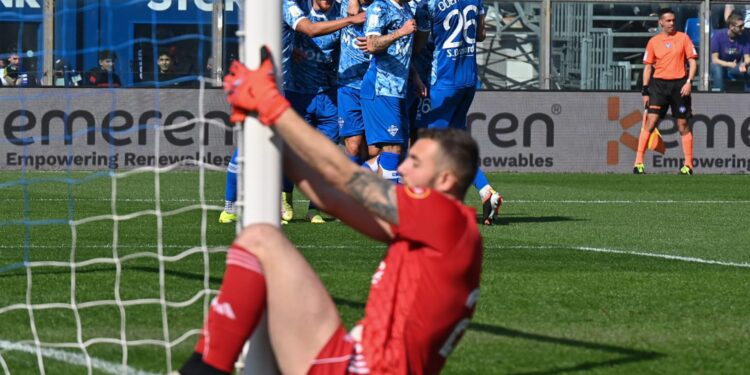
[1, 244, 747, 269]
[294, 244, 750, 269]
[501, 245, 750, 269]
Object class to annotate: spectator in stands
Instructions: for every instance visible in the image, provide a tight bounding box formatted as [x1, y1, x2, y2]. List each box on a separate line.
[145, 49, 186, 87]
[52, 59, 83, 87]
[710, 13, 750, 92]
[2, 52, 30, 87]
[85, 50, 122, 87]
[725, 4, 750, 29]
[0, 57, 7, 86]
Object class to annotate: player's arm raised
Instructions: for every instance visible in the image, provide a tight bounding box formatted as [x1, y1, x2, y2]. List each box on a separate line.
[283, 143, 392, 242]
[367, 19, 416, 54]
[295, 13, 365, 38]
[273, 106, 399, 227]
[347, 0, 361, 16]
[224, 49, 400, 231]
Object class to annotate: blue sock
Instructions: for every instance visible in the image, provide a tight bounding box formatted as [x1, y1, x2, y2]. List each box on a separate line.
[378, 152, 401, 183]
[225, 149, 238, 202]
[282, 175, 294, 193]
[472, 167, 490, 192]
[362, 158, 378, 172]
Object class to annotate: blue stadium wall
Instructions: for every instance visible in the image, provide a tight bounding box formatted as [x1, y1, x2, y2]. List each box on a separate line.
[0, 0, 240, 87]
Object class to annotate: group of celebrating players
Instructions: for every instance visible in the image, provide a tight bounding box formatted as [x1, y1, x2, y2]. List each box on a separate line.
[178, 1, 498, 374]
[219, 0, 503, 226]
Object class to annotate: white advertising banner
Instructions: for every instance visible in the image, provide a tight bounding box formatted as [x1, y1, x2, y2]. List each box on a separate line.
[469, 92, 750, 173]
[1, 89, 748, 173]
[1, 88, 235, 170]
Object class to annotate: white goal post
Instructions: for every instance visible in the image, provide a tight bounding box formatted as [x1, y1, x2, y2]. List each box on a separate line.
[238, 0, 282, 374]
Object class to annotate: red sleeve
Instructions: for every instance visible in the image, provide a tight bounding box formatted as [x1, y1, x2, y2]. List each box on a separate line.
[643, 38, 656, 64]
[391, 185, 469, 252]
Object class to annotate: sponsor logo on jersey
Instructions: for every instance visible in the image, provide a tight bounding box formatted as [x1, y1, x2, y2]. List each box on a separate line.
[387, 124, 399, 136]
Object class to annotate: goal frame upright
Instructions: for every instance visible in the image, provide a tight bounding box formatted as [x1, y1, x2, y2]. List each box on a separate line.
[238, 0, 282, 373]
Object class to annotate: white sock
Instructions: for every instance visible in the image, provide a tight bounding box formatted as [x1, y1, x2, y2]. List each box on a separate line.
[364, 159, 378, 173]
[224, 201, 235, 214]
[478, 185, 492, 201]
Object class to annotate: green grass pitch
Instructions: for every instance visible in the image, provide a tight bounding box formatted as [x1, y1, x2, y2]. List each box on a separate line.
[0, 171, 749, 374]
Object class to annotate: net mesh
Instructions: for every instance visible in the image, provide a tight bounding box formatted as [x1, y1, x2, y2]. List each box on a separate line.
[0, 1, 239, 373]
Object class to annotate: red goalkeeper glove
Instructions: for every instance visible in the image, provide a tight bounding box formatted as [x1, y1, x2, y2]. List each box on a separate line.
[224, 47, 290, 126]
[229, 106, 248, 123]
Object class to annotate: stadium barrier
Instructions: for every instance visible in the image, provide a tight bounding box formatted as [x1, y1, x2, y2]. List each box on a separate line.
[1, 89, 749, 173]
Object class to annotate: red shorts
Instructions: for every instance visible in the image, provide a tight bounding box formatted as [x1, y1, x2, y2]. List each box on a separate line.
[308, 324, 355, 375]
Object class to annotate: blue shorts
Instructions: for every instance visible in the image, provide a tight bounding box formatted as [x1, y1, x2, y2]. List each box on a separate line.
[422, 87, 476, 130]
[337, 86, 365, 138]
[285, 89, 339, 142]
[362, 95, 407, 146]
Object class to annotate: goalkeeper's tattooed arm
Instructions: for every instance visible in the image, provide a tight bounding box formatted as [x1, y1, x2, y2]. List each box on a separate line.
[283, 146, 392, 242]
[274, 110, 399, 229]
[224, 48, 398, 232]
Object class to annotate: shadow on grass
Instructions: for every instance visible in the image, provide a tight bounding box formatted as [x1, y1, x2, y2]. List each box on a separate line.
[309, 298, 664, 373]
[0, 267, 664, 373]
[470, 322, 664, 374]
[479, 215, 584, 225]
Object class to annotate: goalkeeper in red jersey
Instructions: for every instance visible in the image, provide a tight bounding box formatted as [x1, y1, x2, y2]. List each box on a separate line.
[179, 47, 483, 375]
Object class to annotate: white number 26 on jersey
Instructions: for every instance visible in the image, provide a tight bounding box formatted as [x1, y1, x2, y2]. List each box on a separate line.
[442, 5, 479, 49]
[439, 288, 480, 357]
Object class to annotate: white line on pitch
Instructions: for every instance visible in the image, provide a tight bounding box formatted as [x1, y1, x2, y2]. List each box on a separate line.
[500, 245, 750, 268]
[0, 198, 212, 203]
[1, 244, 747, 269]
[0, 340, 158, 375]
[0, 244, 219, 249]
[296, 244, 750, 268]
[508, 200, 750, 204]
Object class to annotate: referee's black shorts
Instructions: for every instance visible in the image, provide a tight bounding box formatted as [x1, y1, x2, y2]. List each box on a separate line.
[647, 77, 692, 119]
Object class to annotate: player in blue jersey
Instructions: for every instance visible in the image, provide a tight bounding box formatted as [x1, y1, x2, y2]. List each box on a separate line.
[338, 0, 373, 166]
[417, 0, 504, 225]
[407, 0, 432, 146]
[361, 0, 429, 183]
[283, 0, 366, 223]
[219, 1, 364, 224]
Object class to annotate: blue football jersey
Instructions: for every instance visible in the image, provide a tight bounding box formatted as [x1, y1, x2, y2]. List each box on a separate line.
[338, 0, 370, 89]
[410, 0, 433, 85]
[361, 0, 423, 98]
[282, 0, 342, 94]
[425, 0, 484, 88]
